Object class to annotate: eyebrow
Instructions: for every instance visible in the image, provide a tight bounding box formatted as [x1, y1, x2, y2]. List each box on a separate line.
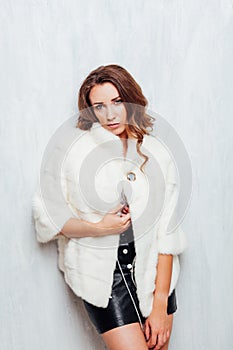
[92, 95, 121, 105]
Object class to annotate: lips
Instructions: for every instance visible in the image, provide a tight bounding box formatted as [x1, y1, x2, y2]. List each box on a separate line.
[107, 123, 120, 129]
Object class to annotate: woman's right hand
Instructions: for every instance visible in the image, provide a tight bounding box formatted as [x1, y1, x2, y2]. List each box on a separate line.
[96, 203, 131, 236]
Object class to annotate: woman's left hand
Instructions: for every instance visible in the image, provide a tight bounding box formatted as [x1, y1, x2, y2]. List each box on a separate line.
[144, 297, 170, 350]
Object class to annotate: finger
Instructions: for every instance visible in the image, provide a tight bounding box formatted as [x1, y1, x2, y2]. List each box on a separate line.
[144, 321, 150, 342]
[109, 203, 124, 214]
[121, 214, 131, 223]
[118, 220, 131, 234]
[156, 331, 165, 349]
[120, 223, 131, 235]
[150, 331, 158, 349]
[121, 207, 129, 214]
[122, 220, 131, 230]
[120, 210, 131, 218]
[125, 205, 130, 213]
[123, 204, 129, 211]
[121, 213, 131, 224]
[122, 222, 131, 231]
[125, 219, 132, 227]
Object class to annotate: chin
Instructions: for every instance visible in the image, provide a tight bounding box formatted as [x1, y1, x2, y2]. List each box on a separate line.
[115, 128, 128, 139]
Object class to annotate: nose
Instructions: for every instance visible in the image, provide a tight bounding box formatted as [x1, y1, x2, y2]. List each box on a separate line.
[106, 105, 116, 122]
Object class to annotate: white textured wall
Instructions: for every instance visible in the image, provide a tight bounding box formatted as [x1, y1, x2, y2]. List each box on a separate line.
[1, 1, 232, 349]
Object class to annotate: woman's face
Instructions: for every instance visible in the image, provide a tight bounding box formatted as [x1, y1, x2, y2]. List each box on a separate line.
[89, 82, 128, 139]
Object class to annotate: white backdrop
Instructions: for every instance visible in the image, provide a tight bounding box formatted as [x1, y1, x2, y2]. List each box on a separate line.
[1, 1, 232, 349]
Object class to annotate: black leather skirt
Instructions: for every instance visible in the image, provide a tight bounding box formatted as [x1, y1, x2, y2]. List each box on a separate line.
[83, 226, 177, 334]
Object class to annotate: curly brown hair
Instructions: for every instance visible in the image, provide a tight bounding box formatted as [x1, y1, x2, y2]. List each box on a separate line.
[77, 64, 155, 172]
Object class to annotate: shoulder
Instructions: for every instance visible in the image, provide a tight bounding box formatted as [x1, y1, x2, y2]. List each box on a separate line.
[62, 128, 96, 168]
[142, 133, 179, 186]
[143, 133, 174, 170]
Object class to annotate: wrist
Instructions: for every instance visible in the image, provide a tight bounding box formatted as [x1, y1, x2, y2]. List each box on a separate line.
[90, 219, 103, 236]
[153, 290, 169, 308]
[153, 290, 169, 300]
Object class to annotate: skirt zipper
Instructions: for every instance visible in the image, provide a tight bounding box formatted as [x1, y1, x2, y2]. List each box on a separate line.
[116, 257, 144, 332]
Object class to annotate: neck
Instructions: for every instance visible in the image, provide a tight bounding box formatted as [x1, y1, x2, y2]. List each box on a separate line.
[118, 128, 128, 140]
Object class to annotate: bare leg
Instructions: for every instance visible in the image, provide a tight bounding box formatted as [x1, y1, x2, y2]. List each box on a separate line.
[101, 322, 148, 350]
[101, 314, 174, 350]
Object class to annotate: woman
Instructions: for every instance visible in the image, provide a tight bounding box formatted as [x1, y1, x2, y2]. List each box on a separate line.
[32, 64, 188, 350]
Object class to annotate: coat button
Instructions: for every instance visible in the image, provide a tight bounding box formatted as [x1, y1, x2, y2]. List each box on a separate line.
[126, 172, 136, 181]
[127, 263, 132, 269]
[123, 249, 128, 254]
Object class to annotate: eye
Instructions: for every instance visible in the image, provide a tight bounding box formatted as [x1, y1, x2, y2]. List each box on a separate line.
[114, 99, 122, 104]
[94, 104, 103, 111]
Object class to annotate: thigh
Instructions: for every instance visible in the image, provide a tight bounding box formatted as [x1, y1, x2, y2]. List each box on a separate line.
[101, 322, 148, 350]
[101, 313, 174, 350]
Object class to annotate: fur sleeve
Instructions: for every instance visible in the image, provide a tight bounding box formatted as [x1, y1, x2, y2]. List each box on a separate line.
[157, 159, 188, 255]
[32, 167, 74, 243]
[32, 188, 60, 243]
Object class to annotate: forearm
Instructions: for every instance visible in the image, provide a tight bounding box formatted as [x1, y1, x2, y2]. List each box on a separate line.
[55, 203, 130, 239]
[153, 253, 173, 307]
[57, 218, 101, 238]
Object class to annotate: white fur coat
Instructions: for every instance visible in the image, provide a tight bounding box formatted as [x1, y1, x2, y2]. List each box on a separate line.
[32, 122, 188, 318]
